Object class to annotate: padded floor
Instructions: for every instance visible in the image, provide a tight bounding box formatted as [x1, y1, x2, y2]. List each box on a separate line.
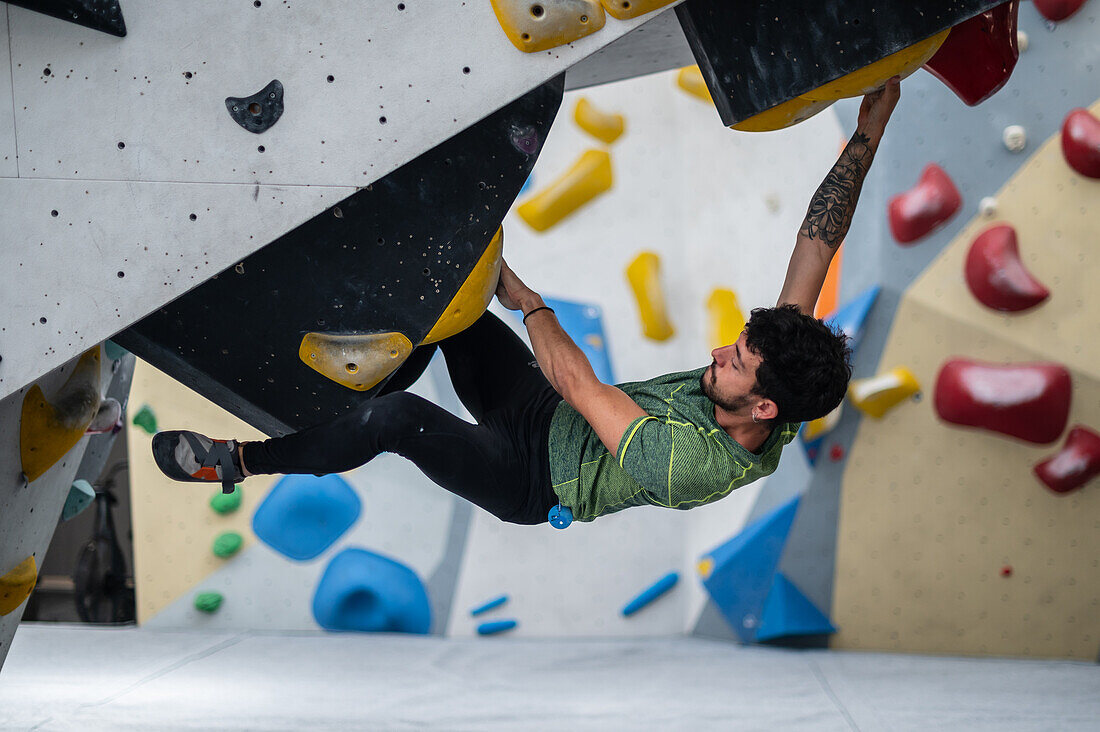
[1, 624, 1096, 731]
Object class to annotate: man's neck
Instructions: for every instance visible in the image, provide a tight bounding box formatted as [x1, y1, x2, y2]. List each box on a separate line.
[714, 405, 773, 454]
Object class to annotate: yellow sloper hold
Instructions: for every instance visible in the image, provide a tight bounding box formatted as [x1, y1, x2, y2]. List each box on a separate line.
[706, 288, 746, 351]
[732, 29, 949, 132]
[626, 251, 675, 341]
[803, 406, 842, 442]
[600, 0, 676, 21]
[0, 556, 37, 616]
[732, 96, 836, 133]
[847, 367, 921, 419]
[490, 0, 605, 53]
[421, 227, 505, 345]
[517, 150, 613, 233]
[574, 97, 625, 144]
[676, 66, 712, 103]
[20, 348, 101, 482]
[800, 29, 949, 101]
[299, 332, 414, 391]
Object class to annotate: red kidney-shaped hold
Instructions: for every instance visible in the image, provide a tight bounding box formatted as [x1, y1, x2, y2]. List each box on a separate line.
[924, 1, 1019, 106]
[1033, 425, 1100, 494]
[1061, 107, 1100, 179]
[1033, 0, 1087, 21]
[965, 224, 1050, 312]
[934, 359, 1071, 444]
[888, 164, 962, 244]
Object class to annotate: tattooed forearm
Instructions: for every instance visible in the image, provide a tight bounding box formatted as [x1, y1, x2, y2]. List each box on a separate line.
[799, 131, 876, 250]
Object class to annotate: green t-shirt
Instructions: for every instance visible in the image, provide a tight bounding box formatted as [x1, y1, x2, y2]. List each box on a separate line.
[548, 367, 799, 522]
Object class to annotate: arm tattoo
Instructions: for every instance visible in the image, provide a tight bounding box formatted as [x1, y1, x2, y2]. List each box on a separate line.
[799, 131, 875, 250]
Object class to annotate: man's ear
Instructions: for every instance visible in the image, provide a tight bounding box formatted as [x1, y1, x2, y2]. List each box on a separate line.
[757, 398, 779, 421]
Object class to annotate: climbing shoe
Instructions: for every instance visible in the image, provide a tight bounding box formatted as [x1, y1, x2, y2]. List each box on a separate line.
[152, 430, 244, 494]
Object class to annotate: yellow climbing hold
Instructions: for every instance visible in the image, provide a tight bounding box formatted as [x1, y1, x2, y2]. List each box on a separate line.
[732, 96, 836, 133]
[803, 406, 842, 442]
[600, 0, 676, 21]
[626, 251, 675, 341]
[676, 66, 712, 103]
[517, 150, 613, 232]
[0, 556, 38, 616]
[696, 557, 714, 579]
[848, 367, 921, 419]
[490, 0, 605, 53]
[299, 332, 414, 391]
[20, 348, 101, 482]
[422, 227, 504, 345]
[800, 29, 949, 101]
[706, 288, 746, 351]
[574, 97, 625, 144]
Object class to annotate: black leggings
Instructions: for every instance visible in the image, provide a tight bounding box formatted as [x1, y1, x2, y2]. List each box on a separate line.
[241, 313, 563, 525]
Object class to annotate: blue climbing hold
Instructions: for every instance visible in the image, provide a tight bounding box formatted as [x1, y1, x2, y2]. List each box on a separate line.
[477, 619, 517, 636]
[252, 474, 360, 561]
[470, 595, 509, 616]
[548, 503, 573, 529]
[823, 285, 880, 354]
[622, 571, 679, 617]
[699, 494, 800, 643]
[756, 572, 837, 641]
[62, 479, 96, 521]
[512, 296, 614, 384]
[312, 547, 431, 633]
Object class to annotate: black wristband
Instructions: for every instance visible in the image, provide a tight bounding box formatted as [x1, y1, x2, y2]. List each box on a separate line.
[522, 306, 554, 325]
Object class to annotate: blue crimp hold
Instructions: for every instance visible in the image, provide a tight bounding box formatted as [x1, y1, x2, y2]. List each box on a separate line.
[470, 595, 509, 617]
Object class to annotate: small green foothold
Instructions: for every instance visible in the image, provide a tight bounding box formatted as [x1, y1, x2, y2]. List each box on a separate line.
[194, 591, 223, 613]
[132, 404, 158, 435]
[213, 531, 243, 558]
[209, 485, 243, 514]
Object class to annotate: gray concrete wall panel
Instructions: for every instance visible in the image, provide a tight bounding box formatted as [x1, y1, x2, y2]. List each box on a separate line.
[0, 9, 16, 178]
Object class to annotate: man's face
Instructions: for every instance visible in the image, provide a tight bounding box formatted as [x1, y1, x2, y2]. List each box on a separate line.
[701, 330, 764, 414]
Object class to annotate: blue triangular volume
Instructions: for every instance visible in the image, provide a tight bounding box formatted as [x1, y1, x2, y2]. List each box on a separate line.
[510, 296, 614, 383]
[824, 285, 879, 354]
[700, 495, 801, 643]
[755, 572, 837, 642]
[798, 426, 825, 467]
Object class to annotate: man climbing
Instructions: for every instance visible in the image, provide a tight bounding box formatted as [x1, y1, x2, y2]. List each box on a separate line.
[153, 79, 900, 527]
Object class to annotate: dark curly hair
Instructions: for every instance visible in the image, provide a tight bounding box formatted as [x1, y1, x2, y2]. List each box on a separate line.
[742, 304, 852, 424]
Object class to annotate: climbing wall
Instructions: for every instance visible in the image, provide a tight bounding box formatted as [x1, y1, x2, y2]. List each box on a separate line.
[832, 101, 1100, 660]
[122, 66, 840, 638]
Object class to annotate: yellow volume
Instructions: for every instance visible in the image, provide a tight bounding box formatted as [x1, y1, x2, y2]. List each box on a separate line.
[600, 0, 676, 20]
[491, 0, 605, 53]
[299, 332, 414, 391]
[574, 97, 625, 144]
[0, 556, 38, 616]
[422, 227, 505, 345]
[20, 348, 102, 481]
[706, 288, 746, 351]
[848, 367, 921, 419]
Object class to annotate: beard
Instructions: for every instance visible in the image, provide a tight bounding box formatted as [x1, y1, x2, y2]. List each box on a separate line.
[700, 363, 754, 414]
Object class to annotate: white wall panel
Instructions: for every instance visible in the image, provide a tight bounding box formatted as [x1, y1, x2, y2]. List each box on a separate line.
[8, 0, 683, 188]
[0, 178, 348, 399]
[0, 9, 16, 178]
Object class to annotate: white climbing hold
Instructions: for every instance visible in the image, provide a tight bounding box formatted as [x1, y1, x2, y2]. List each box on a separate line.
[1017, 30, 1029, 53]
[1003, 125, 1026, 153]
[979, 197, 998, 218]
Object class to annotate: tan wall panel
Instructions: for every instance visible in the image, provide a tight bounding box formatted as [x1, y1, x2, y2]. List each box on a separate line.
[126, 360, 277, 624]
[833, 100, 1100, 660]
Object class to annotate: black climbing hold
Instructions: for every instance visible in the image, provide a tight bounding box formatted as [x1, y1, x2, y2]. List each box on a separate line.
[225, 80, 284, 134]
[8, 0, 127, 37]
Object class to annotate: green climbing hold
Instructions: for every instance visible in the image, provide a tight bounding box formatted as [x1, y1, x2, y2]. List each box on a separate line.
[213, 531, 243, 558]
[209, 485, 242, 514]
[132, 404, 157, 435]
[104, 340, 129, 361]
[194, 591, 223, 613]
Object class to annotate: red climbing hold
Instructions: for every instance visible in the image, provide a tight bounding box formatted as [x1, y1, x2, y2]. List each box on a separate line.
[1000, 565, 1013, 577]
[828, 444, 845, 462]
[934, 359, 1071, 444]
[1033, 0, 1087, 22]
[965, 224, 1049, 312]
[923, 1, 1019, 106]
[888, 164, 962, 244]
[1033, 425, 1100, 494]
[1061, 108, 1100, 179]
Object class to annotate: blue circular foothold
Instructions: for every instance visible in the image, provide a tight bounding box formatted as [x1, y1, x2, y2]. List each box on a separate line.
[548, 503, 572, 529]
